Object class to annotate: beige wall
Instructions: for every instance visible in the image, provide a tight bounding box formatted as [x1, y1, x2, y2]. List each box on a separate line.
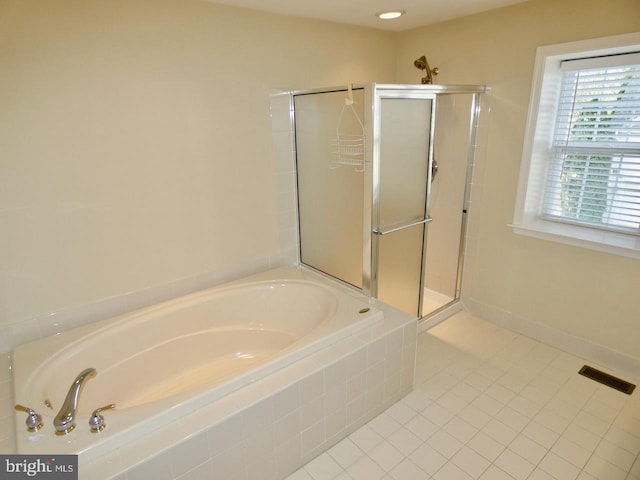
[2, 0, 639, 364]
[396, 0, 640, 360]
[0, 0, 396, 329]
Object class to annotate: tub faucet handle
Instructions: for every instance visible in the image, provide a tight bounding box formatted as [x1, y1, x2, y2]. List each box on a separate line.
[89, 403, 115, 433]
[15, 404, 44, 432]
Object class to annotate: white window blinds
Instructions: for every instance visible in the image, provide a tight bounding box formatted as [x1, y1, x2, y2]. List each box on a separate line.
[542, 53, 640, 235]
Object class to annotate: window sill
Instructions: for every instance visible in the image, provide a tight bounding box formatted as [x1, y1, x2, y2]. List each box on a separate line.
[509, 219, 640, 259]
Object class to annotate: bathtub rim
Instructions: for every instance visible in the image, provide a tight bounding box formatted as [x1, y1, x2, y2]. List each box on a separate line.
[84, 301, 417, 479]
[11, 265, 386, 462]
[19, 276, 343, 413]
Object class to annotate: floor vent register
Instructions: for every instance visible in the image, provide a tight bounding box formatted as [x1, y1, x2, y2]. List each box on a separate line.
[578, 365, 636, 395]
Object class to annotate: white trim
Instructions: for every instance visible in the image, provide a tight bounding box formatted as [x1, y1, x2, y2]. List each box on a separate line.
[561, 51, 640, 71]
[512, 32, 640, 256]
[463, 297, 640, 384]
[510, 220, 640, 259]
[535, 32, 640, 63]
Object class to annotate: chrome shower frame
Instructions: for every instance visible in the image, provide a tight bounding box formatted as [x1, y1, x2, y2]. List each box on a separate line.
[291, 83, 486, 320]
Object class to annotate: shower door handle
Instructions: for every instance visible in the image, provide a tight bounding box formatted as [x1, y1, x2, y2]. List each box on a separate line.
[372, 216, 432, 236]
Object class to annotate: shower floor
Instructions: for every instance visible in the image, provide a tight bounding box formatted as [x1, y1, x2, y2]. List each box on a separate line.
[422, 288, 454, 315]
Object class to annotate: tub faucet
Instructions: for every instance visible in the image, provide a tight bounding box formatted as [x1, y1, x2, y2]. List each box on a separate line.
[54, 367, 97, 435]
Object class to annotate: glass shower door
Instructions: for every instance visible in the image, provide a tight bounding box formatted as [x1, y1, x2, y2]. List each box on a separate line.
[420, 93, 477, 316]
[294, 89, 365, 288]
[372, 94, 435, 316]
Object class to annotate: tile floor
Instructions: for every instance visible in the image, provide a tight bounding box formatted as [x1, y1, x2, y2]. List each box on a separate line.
[285, 312, 640, 480]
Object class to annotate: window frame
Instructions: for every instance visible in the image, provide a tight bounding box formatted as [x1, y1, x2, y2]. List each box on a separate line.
[512, 32, 640, 258]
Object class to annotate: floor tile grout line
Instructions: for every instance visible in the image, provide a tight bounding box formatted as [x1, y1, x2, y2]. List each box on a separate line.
[418, 322, 636, 480]
[291, 313, 640, 480]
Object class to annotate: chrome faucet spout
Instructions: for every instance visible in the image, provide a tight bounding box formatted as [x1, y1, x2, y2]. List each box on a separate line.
[54, 367, 97, 435]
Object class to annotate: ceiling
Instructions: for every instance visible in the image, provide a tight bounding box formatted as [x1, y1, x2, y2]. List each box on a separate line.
[207, 0, 529, 31]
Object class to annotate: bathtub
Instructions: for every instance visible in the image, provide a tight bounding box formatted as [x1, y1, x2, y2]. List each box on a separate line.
[11, 266, 384, 462]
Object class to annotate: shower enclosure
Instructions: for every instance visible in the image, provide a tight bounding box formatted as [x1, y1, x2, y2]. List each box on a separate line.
[293, 83, 484, 319]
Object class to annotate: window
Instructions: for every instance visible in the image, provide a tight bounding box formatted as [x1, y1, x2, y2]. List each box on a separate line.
[544, 55, 640, 232]
[512, 33, 640, 258]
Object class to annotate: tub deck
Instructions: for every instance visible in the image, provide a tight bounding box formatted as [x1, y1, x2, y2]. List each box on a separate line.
[11, 267, 387, 463]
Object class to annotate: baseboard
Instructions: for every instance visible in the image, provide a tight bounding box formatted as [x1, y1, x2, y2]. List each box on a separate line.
[463, 297, 640, 384]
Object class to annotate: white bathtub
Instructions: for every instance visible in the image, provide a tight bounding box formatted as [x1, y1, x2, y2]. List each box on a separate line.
[11, 266, 383, 462]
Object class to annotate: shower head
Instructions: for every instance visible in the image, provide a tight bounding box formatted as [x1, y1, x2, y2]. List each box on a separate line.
[413, 55, 439, 84]
[414, 56, 428, 70]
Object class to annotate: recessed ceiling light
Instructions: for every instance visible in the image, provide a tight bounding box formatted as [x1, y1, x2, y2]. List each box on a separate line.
[376, 10, 405, 20]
